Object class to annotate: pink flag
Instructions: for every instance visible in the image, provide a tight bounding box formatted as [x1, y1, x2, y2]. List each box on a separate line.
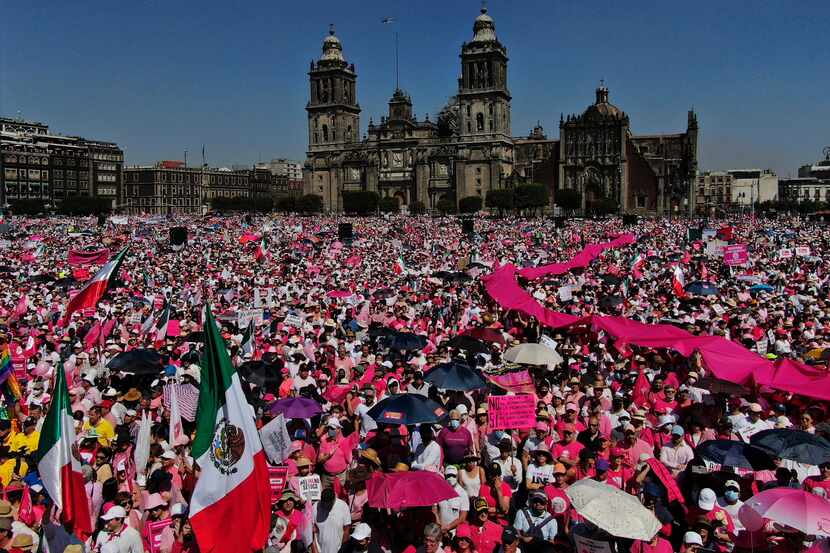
[14, 294, 27, 318]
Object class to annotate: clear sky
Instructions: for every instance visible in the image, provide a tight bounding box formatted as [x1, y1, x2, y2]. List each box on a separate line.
[1, 0, 828, 176]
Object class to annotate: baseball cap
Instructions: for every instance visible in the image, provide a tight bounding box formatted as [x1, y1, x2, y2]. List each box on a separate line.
[671, 425, 685, 436]
[161, 450, 176, 460]
[698, 488, 716, 511]
[683, 532, 703, 546]
[553, 463, 567, 475]
[102, 505, 128, 520]
[535, 422, 549, 432]
[596, 459, 610, 472]
[565, 402, 578, 412]
[749, 403, 763, 413]
[529, 491, 547, 504]
[351, 522, 371, 541]
[610, 447, 625, 458]
[473, 497, 489, 513]
[724, 480, 740, 491]
[445, 465, 459, 477]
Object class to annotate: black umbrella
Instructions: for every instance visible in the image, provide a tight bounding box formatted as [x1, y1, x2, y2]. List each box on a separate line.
[751, 429, 830, 465]
[107, 349, 163, 375]
[598, 296, 624, 310]
[424, 361, 488, 391]
[383, 332, 427, 351]
[367, 393, 448, 425]
[445, 335, 491, 354]
[28, 274, 53, 283]
[182, 331, 205, 342]
[373, 288, 396, 299]
[696, 377, 749, 396]
[368, 324, 395, 338]
[237, 360, 281, 388]
[696, 440, 776, 470]
[598, 274, 622, 285]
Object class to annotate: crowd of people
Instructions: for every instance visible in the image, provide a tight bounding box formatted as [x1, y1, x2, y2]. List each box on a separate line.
[0, 212, 829, 553]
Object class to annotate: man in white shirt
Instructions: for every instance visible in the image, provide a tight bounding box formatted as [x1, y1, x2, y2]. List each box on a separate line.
[411, 425, 442, 472]
[312, 488, 351, 553]
[659, 426, 694, 476]
[293, 364, 317, 393]
[93, 506, 143, 553]
[437, 466, 469, 534]
[739, 403, 773, 441]
[354, 386, 378, 437]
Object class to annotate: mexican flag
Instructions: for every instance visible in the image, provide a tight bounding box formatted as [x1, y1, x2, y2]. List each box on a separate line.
[630, 253, 645, 280]
[154, 302, 171, 345]
[62, 247, 128, 324]
[255, 236, 268, 262]
[190, 305, 271, 553]
[393, 256, 407, 275]
[672, 265, 687, 298]
[35, 362, 92, 538]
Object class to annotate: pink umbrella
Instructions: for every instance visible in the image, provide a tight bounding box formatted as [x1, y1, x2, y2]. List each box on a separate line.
[326, 290, 352, 298]
[739, 488, 830, 536]
[366, 471, 457, 510]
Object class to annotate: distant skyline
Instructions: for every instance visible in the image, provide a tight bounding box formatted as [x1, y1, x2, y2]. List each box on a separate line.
[1, 0, 828, 177]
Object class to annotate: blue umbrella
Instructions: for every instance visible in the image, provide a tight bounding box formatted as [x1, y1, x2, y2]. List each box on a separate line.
[750, 284, 774, 293]
[696, 440, 776, 470]
[685, 281, 720, 296]
[367, 393, 448, 425]
[424, 361, 488, 391]
[751, 429, 830, 466]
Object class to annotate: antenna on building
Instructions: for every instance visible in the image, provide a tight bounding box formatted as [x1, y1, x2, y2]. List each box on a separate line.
[184, 149, 188, 167]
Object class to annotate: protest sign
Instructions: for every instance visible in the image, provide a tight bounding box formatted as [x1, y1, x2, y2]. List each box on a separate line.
[795, 246, 811, 257]
[723, 244, 749, 266]
[574, 535, 613, 553]
[487, 394, 536, 430]
[706, 239, 726, 257]
[539, 335, 558, 352]
[268, 466, 289, 503]
[297, 474, 322, 502]
[711, 304, 725, 316]
[779, 248, 793, 259]
[558, 286, 573, 302]
[237, 308, 264, 329]
[284, 313, 302, 328]
[756, 339, 768, 356]
[485, 370, 536, 394]
[260, 414, 292, 464]
[147, 518, 172, 553]
[702, 228, 717, 240]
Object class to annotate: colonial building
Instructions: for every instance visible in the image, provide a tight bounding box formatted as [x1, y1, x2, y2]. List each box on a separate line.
[0, 116, 123, 208]
[303, 8, 699, 215]
[779, 148, 830, 204]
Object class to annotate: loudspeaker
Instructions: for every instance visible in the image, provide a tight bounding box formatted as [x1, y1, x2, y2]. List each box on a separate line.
[622, 215, 638, 226]
[338, 223, 353, 241]
[461, 219, 475, 235]
[170, 227, 188, 246]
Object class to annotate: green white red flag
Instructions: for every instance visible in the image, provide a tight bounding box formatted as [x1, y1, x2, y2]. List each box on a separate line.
[189, 305, 271, 552]
[62, 247, 128, 324]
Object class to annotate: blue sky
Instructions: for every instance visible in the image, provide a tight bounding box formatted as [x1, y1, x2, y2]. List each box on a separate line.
[1, 0, 828, 176]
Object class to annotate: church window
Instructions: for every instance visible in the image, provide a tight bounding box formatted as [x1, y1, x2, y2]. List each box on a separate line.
[466, 105, 471, 117]
[346, 126, 352, 141]
[322, 125, 329, 142]
[467, 122, 471, 133]
[476, 113, 484, 131]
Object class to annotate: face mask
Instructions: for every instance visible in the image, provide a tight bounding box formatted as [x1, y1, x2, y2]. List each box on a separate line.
[494, 430, 506, 441]
[724, 490, 739, 503]
[449, 420, 460, 430]
[327, 429, 337, 438]
[446, 476, 457, 485]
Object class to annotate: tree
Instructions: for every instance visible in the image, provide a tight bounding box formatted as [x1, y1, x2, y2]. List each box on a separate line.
[514, 184, 548, 215]
[58, 197, 112, 215]
[295, 194, 323, 214]
[342, 191, 379, 215]
[458, 195, 483, 214]
[409, 201, 426, 215]
[435, 198, 456, 215]
[9, 199, 46, 216]
[378, 197, 399, 213]
[275, 196, 296, 213]
[485, 189, 515, 216]
[556, 188, 582, 213]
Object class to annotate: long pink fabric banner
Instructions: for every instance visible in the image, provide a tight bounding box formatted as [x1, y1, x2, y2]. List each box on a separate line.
[517, 233, 637, 280]
[483, 263, 830, 401]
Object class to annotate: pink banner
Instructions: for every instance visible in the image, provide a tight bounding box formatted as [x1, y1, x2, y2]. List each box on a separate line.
[268, 466, 289, 503]
[487, 395, 536, 430]
[146, 518, 172, 553]
[723, 244, 748, 266]
[485, 369, 538, 394]
[68, 248, 110, 266]
[518, 233, 636, 280]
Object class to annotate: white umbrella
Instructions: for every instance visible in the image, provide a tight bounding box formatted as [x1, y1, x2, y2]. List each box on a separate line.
[503, 343, 563, 367]
[566, 479, 661, 540]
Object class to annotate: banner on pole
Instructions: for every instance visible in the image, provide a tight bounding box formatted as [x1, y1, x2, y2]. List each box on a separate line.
[237, 308, 263, 329]
[723, 244, 748, 266]
[268, 466, 289, 504]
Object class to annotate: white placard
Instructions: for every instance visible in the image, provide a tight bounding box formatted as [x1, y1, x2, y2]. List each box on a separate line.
[539, 335, 558, 352]
[297, 474, 322, 502]
[558, 286, 573, 302]
[237, 308, 263, 329]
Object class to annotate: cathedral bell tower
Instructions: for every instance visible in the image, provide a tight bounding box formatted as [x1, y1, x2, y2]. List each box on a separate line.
[306, 25, 360, 152]
[457, 5, 511, 139]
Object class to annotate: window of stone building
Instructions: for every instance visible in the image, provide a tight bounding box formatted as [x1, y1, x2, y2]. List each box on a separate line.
[476, 113, 484, 131]
[323, 125, 329, 142]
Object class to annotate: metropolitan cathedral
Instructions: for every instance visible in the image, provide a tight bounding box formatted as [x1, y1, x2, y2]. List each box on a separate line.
[303, 6, 699, 215]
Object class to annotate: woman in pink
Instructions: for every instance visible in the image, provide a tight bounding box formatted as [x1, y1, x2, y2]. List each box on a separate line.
[630, 535, 673, 553]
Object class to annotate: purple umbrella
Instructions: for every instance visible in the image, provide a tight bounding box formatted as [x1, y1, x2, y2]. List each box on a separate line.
[269, 397, 322, 419]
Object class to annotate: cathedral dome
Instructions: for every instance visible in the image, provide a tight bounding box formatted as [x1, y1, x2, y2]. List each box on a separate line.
[472, 7, 497, 42]
[583, 85, 623, 119]
[320, 25, 345, 63]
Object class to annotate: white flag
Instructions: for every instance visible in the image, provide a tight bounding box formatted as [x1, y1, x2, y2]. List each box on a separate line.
[259, 413, 292, 464]
[169, 377, 187, 447]
[253, 287, 262, 308]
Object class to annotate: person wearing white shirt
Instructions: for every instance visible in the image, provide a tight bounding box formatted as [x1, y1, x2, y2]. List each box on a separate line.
[717, 480, 745, 533]
[659, 426, 695, 476]
[354, 389, 378, 438]
[739, 403, 773, 441]
[412, 425, 442, 472]
[92, 506, 143, 553]
[493, 441, 523, 491]
[437, 466, 469, 534]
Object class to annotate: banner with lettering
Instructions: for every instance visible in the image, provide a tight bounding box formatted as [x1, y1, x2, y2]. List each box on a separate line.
[487, 394, 536, 430]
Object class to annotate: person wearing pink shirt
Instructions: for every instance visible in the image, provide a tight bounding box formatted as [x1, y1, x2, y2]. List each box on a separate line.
[318, 419, 354, 488]
[551, 424, 584, 467]
[615, 424, 654, 470]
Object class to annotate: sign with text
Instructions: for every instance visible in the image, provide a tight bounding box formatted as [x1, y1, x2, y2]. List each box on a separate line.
[237, 308, 264, 329]
[558, 285, 573, 303]
[574, 535, 613, 553]
[706, 239, 727, 257]
[779, 248, 793, 259]
[487, 394, 536, 430]
[284, 314, 303, 328]
[795, 246, 811, 257]
[268, 465, 289, 504]
[297, 474, 322, 502]
[723, 244, 749, 266]
[146, 518, 172, 553]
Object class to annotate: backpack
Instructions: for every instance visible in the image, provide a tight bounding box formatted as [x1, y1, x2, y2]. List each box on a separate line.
[521, 509, 555, 541]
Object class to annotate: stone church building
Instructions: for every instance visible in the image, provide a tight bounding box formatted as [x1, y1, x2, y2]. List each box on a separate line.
[303, 7, 698, 215]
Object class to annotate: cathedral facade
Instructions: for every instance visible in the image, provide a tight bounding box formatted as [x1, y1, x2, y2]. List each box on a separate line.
[303, 8, 698, 215]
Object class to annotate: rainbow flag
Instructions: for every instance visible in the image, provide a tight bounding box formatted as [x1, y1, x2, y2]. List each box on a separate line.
[0, 348, 21, 402]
